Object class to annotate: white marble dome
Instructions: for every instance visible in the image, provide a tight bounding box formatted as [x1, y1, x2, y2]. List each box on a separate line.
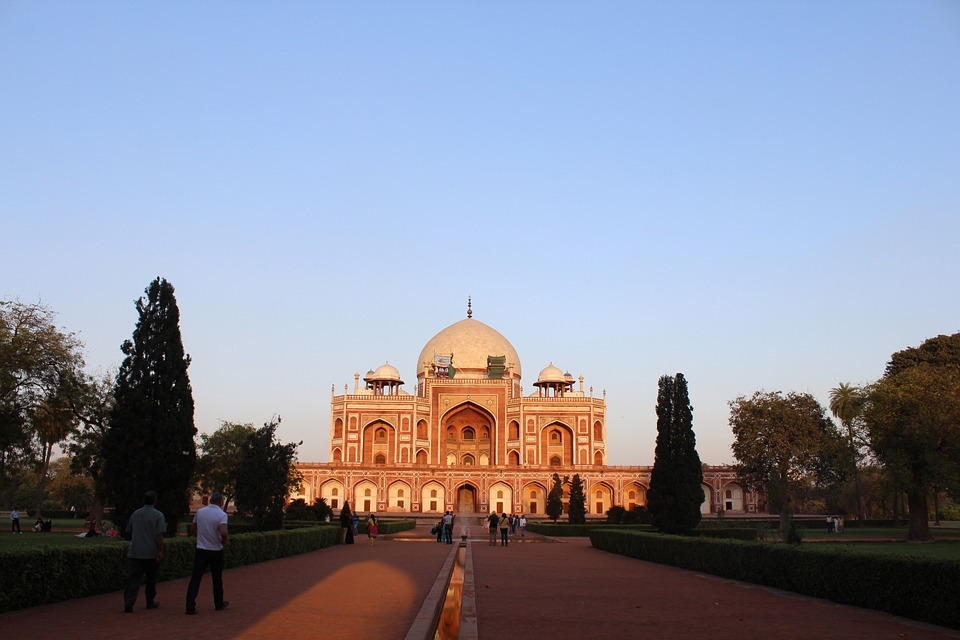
[417, 317, 521, 378]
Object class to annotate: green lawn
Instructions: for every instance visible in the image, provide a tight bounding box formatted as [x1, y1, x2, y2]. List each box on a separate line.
[805, 540, 960, 561]
[801, 525, 960, 540]
[0, 531, 124, 550]
[1, 519, 122, 550]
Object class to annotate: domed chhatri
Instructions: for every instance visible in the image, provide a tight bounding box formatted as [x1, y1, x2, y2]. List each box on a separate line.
[365, 362, 402, 383]
[536, 362, 566, 384]
[417, 316, 522, 379]
[360, 362, 404, 396]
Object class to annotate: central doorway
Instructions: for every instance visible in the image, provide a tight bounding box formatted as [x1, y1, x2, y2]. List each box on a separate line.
[456, 485, 477, 513]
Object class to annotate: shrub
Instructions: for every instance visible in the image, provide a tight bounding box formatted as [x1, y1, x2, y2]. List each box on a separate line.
[0, 526, 341, 612]
[589, 529, 960, 629]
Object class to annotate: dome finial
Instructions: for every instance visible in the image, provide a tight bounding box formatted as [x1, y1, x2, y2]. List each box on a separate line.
[467, 296, 473, 318]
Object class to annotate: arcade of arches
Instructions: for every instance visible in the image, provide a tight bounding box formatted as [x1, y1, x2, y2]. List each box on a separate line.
[294, 310, 758, 517]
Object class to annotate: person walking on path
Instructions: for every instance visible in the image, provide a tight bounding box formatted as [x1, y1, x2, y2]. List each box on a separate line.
[519, 514, 526, 538]
[339, 502, 354, 544]
[10, 507, 21, 533]
[185, 492, 229, 615]
[498, 512, 510, 547]
[487, 512, 498, 546]
[123, 490, 165, 613]
[366, 513, 378, 545]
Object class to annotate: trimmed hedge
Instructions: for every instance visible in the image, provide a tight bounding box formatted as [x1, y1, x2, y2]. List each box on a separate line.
[689, 528, 761, 541]
[0, 525, 341, 612]
[527, 523, 652, 537]
[590, 529, 960, 629]
[359, 519, 416, 535]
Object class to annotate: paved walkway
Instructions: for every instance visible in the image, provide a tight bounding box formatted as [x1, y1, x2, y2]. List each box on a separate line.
[3, 523, 959, 639]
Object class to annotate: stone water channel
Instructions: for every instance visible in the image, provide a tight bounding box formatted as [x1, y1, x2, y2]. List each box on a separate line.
[404, 513, 482, 640]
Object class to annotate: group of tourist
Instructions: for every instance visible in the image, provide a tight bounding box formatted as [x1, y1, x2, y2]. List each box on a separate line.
[486, 512, 526, 546]
[124, 490, 230, 615]
[8, 508, 54, 534]
[826, 515, 845, 533]
[338, 502, 378, 545]
[433, 510, 456, 543]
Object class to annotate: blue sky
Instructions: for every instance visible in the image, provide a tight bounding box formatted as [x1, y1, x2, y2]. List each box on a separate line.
[2, 2, 958, 465]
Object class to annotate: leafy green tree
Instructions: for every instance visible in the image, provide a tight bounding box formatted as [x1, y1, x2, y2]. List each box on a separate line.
[885, 333, 960, 377]
[29, 394, 78, 516]
[101, 278, 196, 536]
[65, 371, 113, 531]
[829, 382, 866, 521]
[46, 456, 94, 510]
[0, 301, 85, 498]
[647, 373, 704, 534]
[567, 474, 586, 524]
[196, 421, 256, 511]
[234, 416, 302, 530]
[730, 390, 845, 529]
[864, 334, 960, 541]
[546, 472, 564, 522]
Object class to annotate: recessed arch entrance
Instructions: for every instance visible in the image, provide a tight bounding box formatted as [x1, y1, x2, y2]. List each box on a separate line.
[442, 402, 495, 467]
[456, 483, 478, 513]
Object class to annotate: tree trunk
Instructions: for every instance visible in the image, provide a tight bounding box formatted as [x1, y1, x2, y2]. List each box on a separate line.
[853, 467, 864, 523]
[906, 488, 931, 542]
[32, 441, 55, 517]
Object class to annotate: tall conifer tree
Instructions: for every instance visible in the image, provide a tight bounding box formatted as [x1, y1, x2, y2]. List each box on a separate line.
[568, 473, 586, 524]
[546, 472, 564, 522]
[647, 373, 703, 534]
[101, 278, 196, 535]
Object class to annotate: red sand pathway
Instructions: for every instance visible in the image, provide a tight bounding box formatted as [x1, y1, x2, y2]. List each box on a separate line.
[3, 527, 959, 639]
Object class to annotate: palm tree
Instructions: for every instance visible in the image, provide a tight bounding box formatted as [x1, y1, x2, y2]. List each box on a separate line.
[829, 383, 864, 521]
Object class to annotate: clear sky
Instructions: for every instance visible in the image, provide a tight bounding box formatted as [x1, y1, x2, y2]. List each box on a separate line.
[2, 2, 958, 466]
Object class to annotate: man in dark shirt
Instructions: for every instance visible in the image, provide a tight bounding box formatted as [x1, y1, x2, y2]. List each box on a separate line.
[124, 490, 166, 613]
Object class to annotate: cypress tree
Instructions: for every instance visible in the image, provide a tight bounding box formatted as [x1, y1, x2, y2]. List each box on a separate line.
[546, 472, 564, 522]
[568, 473, 586, 524]
[647, 373, 703, 534]
[101, 278, 196, 536]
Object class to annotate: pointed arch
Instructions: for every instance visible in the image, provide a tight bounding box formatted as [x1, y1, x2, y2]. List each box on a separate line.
[421, 481, 445, 513]
[353, 479, 378, 513]
[540, 421, 575, 466]
[623, 482, 646, 510]
[441, 401, 496, 467]
[489, 482, 513, 515]
[320, 480, 344, 511]
[387, 480, 411, 512]
[522, 481, 547, 516]
[361, 419, 396, 465]
[592, 482, 614, 516]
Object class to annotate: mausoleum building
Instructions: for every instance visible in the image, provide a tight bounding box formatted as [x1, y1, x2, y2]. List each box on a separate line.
[294, 304, 756, 517]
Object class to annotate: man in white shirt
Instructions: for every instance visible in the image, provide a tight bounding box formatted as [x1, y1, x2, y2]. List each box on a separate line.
[185, 492, 229, 615]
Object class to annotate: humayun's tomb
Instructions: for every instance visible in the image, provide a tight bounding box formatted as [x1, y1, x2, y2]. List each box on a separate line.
[293, 303, 758, 517]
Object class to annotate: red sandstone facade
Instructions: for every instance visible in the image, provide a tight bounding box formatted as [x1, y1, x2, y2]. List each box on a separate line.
[293, 307, 757, 516]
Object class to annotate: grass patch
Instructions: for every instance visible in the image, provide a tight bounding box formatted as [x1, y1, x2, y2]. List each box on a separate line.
[805, 540, 960, 561]
[0, 532, 123, 550]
